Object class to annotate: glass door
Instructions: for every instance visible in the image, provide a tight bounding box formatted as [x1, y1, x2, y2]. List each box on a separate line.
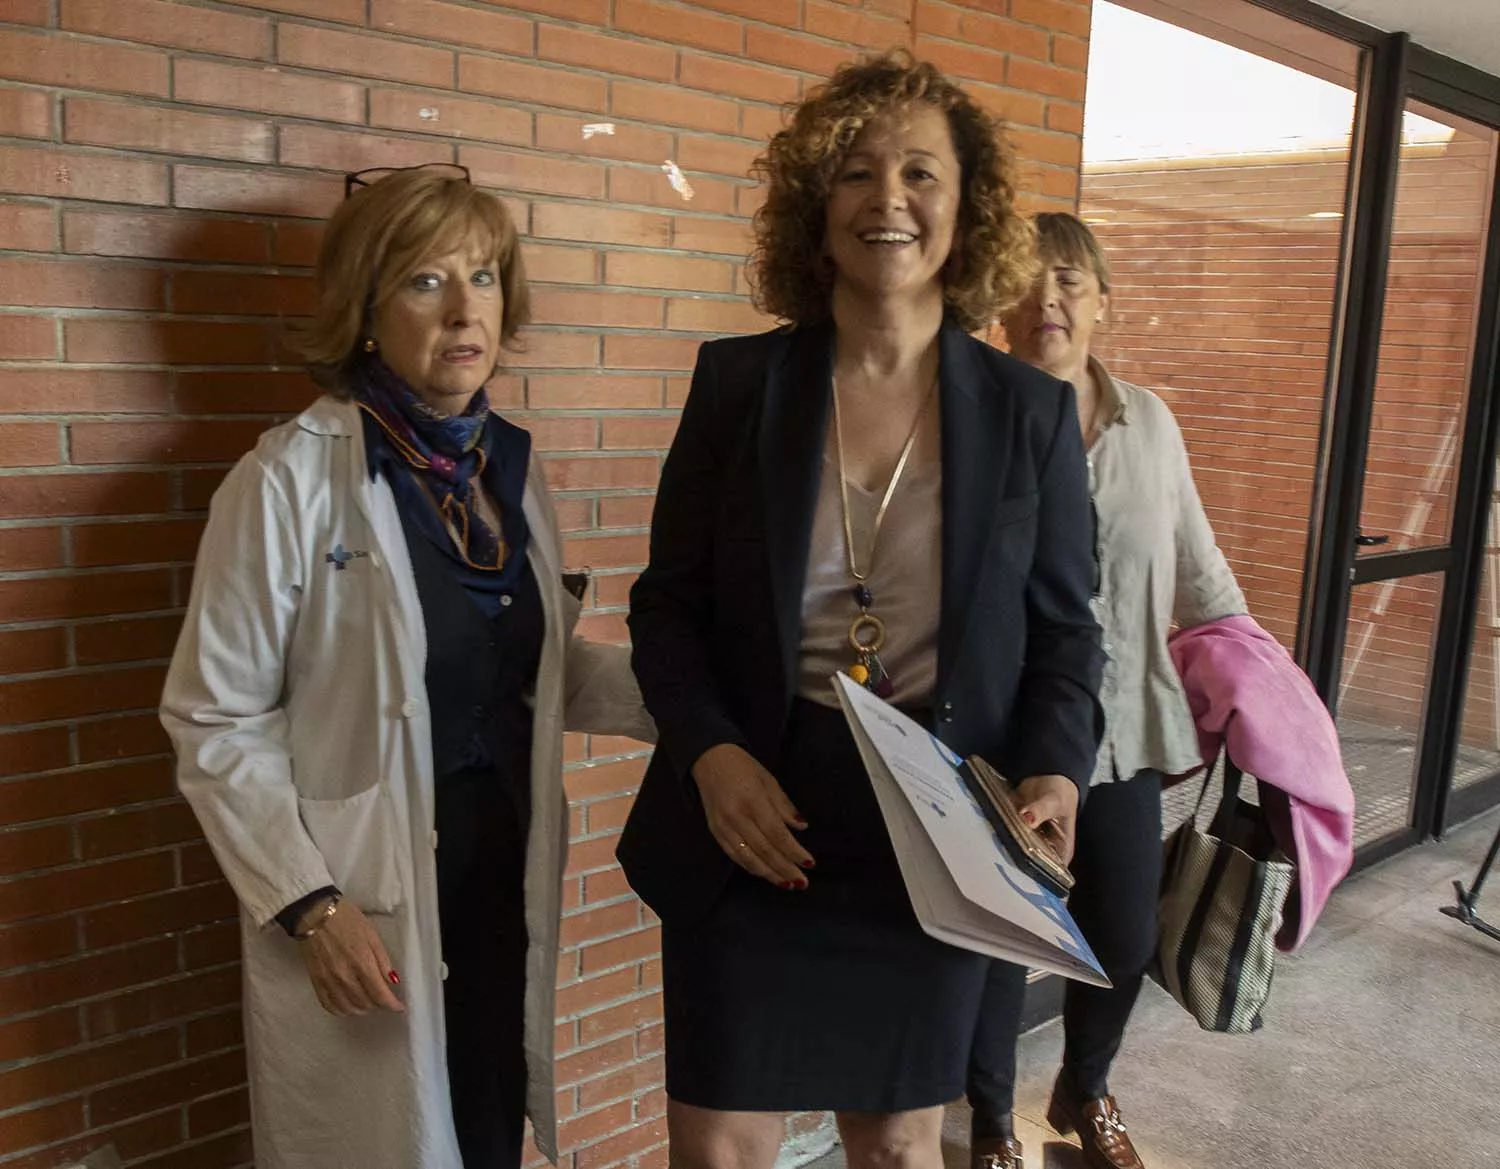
[1333, 99, 1499, 849]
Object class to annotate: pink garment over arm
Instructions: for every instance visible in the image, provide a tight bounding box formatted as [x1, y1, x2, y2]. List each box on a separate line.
[1168, 614, 1355, 950]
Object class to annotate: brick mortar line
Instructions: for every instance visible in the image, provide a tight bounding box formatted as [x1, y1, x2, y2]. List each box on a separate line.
[0, 744, 648, 777]
[554, 986, 660, 1022]
[0, 564, 194, 581]
[0, 852, 202, 888]
[556, 1041, 667, 1084]
[0, 952, 244, 1006]
[559, 531, 653, 540]
[0, 417, 286, 428]
[560, 1082, 668, 1122]
[0, 515, 205, 528]
[102, 5, 821, 92]
[0, 254, 297, 277]
[0, 719, 166, 747]
[0, 666, 173, 689]
[570, 798, 648, 814]
[0, 1090, 227, 1134]
[374, 62, 798, 109]
[0, 795, 188, 831]
[564, 757, 649, 772]
[0, 220, 759, 255]
[562, 1094, 669, 1140]
[27, 86, 783, 171]
[0, 991, 242, 1040]
[556, 921, 653, 952]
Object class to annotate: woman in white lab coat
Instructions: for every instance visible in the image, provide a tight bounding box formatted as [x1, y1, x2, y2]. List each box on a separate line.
[161, 163, 652, 1169]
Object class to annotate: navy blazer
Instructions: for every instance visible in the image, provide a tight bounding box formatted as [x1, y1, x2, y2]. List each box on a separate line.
[618, 319, 1105, 925]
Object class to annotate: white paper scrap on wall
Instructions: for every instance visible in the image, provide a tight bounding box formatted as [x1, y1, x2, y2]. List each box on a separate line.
[662, 160, 695, 200]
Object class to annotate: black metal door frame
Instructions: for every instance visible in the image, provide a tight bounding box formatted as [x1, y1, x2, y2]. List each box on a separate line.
[1230, 2, 1500, 866]
[1282, 25, 1500, 862]
[1294, 29, 1408, 700]
[1406, 51, 1500, 835]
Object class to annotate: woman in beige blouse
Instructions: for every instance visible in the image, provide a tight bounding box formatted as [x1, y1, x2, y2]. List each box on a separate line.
[964, 213, 1247, 1169]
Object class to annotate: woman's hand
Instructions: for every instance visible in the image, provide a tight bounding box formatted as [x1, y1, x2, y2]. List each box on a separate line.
[1014, 773, 1080, 866]
[691, 743, 815, 889]
[296, 898, 405, 1017]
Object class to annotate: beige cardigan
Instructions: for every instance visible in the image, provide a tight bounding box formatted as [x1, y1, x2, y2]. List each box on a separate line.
[1085, 359, 1246, 785]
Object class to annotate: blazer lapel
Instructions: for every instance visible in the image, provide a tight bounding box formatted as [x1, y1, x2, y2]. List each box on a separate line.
[938, 322, 1010, 695]
[759, 323, 835, 701]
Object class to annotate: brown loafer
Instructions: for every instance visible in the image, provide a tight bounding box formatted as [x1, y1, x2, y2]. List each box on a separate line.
[970, 1134, 1024, 1169]
[1045, 1075, 1143, 1169]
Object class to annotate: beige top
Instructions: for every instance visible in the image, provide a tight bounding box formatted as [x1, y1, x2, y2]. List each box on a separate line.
[796, 446, 942, 708]
[1087, 357, 1246, 786]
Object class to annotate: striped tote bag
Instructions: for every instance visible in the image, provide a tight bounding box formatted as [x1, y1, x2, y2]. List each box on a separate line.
[1156, 756, 1295, 1034]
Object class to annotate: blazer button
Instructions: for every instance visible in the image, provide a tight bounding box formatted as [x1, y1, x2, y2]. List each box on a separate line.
[938, 701, 954, 723]
[400, 699, 420, 718]
[500, 594, 513, 608]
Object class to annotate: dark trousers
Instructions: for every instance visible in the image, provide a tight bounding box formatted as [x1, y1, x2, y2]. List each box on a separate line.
[967, 770, 1163, 1134]
[438, 767, 531, 1169]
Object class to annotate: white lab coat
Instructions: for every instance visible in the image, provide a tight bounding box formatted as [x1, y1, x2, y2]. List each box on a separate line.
[160, 395, 652, 1169]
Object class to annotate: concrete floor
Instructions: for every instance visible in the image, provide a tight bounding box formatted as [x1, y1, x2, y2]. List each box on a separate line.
[809, 807, 1500, 1169]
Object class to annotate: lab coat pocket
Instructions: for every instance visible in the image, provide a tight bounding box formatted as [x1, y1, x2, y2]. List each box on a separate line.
[296, 784, 405, 915]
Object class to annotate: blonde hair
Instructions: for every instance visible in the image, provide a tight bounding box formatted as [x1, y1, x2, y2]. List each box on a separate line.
[1033, 211, 1111, 293]
[750, 49, 1036, 332]
[295, 168, 530, 393]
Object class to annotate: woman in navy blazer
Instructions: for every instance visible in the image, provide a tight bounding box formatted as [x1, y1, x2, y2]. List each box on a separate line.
[618, 51, 1104, 1169]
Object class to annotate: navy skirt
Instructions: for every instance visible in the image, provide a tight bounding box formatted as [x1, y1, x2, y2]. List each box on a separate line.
[661, 698, 990, 1112]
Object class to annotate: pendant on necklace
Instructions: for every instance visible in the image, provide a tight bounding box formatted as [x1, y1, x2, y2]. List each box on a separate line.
[848, 585, 894, 698]
[831, 371, 932, 704]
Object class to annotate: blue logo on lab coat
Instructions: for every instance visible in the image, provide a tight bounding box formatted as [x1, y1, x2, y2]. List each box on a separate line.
[325, 543, 369, 571]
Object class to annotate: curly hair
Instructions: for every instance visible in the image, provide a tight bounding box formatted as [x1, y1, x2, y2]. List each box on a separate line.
[749, 49, 1036, 333]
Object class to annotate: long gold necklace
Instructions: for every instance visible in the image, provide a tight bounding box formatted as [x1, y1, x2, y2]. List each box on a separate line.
[831, 371, 937, 696]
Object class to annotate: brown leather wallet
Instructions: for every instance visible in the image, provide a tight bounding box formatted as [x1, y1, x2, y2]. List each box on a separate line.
[959, 756, 1075, 895]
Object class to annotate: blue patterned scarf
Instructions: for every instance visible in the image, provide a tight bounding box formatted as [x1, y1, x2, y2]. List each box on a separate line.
[352, 356, 505, 569]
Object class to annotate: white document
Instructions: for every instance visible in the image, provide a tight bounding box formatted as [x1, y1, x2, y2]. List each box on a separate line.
[832, 673, 1109, 987]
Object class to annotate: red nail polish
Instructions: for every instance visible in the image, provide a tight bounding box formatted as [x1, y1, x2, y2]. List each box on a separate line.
[793, 818, 809, 829]
[388, 970, 400, 986]
[799, 859, 815, 870]
[779, 881, 794, 890]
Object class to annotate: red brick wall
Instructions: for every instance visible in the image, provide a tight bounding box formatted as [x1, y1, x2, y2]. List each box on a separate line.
[1079, 130, 1495, 743]
[0, 2, 1091, 1166]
